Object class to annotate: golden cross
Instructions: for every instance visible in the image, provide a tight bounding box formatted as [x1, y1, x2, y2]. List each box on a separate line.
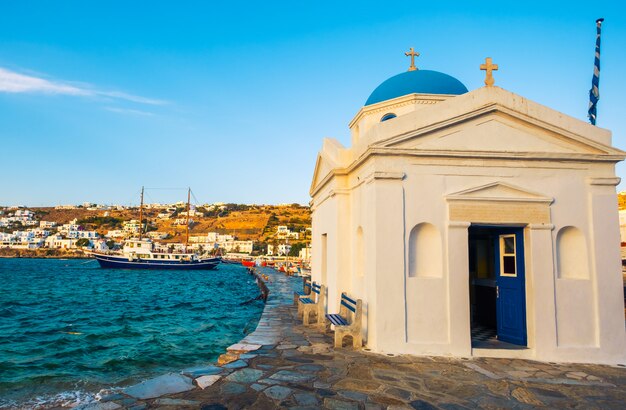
[480, 57, 499, 87]
[405, 48, 419, 71]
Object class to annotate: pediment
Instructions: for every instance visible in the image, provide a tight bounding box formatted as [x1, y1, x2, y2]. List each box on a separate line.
[378, 110, 620, 157]
[310, 153, 335, 194]
[446, 182, 553, 203]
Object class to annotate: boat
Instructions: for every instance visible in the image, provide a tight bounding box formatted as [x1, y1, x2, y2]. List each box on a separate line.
[90, 239, 221, 270]
[90, 187, 220, 270]
[299, 266, 311, 277]
[241, 258, 255, 267]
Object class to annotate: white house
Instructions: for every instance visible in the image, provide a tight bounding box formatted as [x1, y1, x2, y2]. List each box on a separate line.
[310, 56, 626, 365]
[77, 230, 99, 239]
[92, 239, 110, 252]
[268, 243, 291, 256]
[106, 229, 125, 238]
[40, 221, 57, 229]
[45, 235, 76, 249]
[276, 226, 300, 240]
[299, 244, 312, 261]
[220, 240, 254, 254]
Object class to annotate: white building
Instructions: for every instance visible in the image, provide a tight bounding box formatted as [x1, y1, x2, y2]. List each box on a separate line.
[310, 58, 626, 364]
[220, 240, 254, 254]
[147, 231, 168, 240]
[76, 230, 99, 239]
[276, 226, 300, 240]
[299, 244, 312, 261]
[106, 229, 125, 238]
[123, 220, 142, 235]
[45, 235, 76, 249]
[267, 243, 291, 256]
[92, 239, 110, 252]
[58, 219, 80, 236]
[40, 221, 57, 229]
[55, 205, 77, 210]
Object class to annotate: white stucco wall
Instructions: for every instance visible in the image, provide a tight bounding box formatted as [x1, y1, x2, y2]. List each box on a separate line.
[310, 85, 626, 364]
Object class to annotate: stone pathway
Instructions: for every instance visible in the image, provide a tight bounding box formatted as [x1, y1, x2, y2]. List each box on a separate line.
[87, 268, 626, 409]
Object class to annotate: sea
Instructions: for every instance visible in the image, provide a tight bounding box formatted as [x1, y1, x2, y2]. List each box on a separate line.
[0, 258, 265, 409]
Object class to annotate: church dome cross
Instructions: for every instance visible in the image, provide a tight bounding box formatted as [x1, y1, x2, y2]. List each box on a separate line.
[480, 57, 499, 87]
[405, 48, 420, 71]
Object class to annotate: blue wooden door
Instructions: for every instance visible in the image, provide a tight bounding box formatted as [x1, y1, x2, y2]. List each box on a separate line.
[494, 228, 527, 346]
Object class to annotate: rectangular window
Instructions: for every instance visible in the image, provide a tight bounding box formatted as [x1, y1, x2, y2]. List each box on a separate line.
[499, 234, 516, 277]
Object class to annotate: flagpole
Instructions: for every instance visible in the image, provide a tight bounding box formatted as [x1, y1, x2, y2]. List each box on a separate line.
[588, 18, 604, 126]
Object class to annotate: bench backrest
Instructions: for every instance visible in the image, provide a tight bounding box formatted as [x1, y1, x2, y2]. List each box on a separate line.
[303, 279, 311, 295]
[339, 292, 362, 325]
[309, 282, 325, 307]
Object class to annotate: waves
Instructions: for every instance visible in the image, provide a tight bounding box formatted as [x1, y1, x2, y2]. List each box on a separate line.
[0, 259, 264, 408]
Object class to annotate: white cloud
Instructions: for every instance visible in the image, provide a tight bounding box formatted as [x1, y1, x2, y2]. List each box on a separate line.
[104, 106, 155, 116]
[0, 67, 89, 95]
[0, 67, 166, 105]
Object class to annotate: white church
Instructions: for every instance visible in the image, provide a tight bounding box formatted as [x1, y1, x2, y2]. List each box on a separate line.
[310, 51, 626, 364]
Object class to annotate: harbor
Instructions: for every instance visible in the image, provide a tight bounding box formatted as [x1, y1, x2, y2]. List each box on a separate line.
[3, 3, 626, 409]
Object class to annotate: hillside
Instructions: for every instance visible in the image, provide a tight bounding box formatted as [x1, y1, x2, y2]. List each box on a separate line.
[30, 204, 311, 243]
[619, 192, 626, 210]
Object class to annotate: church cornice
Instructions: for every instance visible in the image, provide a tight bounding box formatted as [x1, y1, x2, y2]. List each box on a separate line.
[376, 103, 623, 157]
[310, 148, 624, 198]
[349, 93, 450, 129]
[365, 147, 626, 163]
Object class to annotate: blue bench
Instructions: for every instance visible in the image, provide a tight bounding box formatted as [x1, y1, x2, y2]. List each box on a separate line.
[293, 278, 312, 305]
[298, 282, 325, 326]
[325, 292, 363, 348]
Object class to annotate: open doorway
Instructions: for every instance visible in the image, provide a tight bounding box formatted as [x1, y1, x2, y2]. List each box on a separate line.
[469, 225, 527, 348]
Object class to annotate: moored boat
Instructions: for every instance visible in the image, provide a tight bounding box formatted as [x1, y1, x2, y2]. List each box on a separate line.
[91, 187, 219, 270]
[241, 259, 255, 267]
[90, 239, 221, 270]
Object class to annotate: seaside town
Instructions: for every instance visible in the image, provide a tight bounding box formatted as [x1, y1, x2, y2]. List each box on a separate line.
[2, 4, 626, 410]
[0, 202, 312, 261]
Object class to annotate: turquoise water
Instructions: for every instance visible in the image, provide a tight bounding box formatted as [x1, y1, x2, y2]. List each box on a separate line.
[0, 258, 264, 409]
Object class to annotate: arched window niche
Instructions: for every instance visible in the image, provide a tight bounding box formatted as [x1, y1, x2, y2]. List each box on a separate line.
[355, 226, 364, 278]
[380, 113, 397, 122]
[408, 223, 442, 278]
[556, 226, 589, 279]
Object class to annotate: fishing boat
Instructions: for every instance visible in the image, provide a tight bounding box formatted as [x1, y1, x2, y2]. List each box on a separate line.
[90, 187, 220, 270]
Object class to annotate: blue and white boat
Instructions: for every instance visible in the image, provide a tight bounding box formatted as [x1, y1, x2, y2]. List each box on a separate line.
[90, 187, 220, 270]
[90, 239, 220, 270]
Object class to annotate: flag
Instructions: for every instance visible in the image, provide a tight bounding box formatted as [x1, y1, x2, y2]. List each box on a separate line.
[588, 18, 604, 125]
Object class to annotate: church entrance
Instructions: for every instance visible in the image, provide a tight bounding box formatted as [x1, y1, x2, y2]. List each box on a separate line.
[468, 225, 527, 348]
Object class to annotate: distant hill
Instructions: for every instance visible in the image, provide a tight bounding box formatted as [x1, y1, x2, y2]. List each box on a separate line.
[30, 204, 311, 243]
[619, 192, 626, 210]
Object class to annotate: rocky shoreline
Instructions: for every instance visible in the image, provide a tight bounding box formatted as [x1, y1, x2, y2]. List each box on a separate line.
[0, 248, 89, 259]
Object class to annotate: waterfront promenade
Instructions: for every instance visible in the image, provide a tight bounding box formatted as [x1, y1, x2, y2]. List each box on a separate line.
[91, 267, 626, 410]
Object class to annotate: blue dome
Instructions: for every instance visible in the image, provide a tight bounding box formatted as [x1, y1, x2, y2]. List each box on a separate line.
[365, 70, 468, 106]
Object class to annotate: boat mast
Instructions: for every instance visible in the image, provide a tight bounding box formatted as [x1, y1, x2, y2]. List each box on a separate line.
[139, 186, 144, 240]
[185, 187, 191, 252]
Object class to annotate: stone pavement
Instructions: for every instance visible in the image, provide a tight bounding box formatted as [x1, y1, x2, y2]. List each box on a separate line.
[91, 268, 626, 409]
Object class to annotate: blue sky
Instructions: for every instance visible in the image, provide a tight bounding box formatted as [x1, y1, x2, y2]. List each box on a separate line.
[1, 1, 625, 206]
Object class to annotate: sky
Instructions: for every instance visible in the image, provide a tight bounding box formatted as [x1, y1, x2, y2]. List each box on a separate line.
[1, 1, 625, 206]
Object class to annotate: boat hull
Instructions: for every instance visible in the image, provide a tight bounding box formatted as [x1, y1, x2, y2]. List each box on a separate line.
[92, 253, 220, 270]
